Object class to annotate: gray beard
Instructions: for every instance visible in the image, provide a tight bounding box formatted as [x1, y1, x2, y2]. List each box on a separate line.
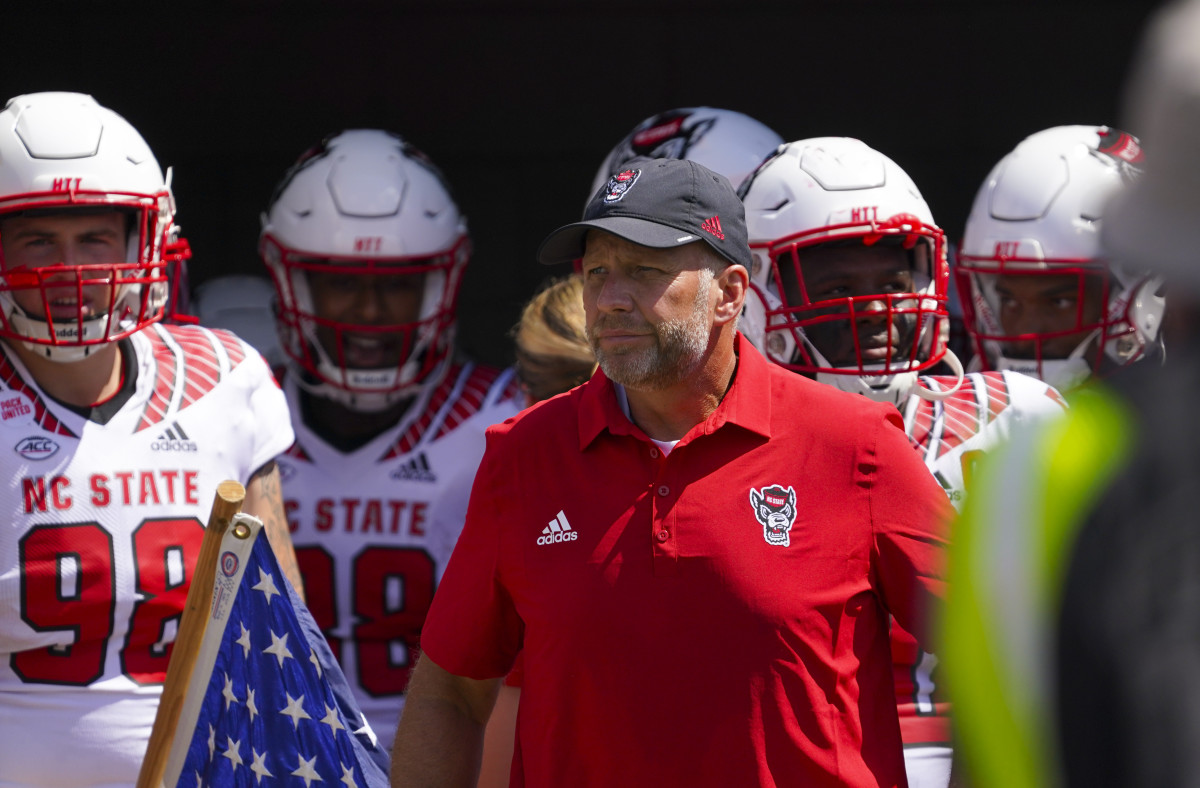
[589, 270, 714, 392]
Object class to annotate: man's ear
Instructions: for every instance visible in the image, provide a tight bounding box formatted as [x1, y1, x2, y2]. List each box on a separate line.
[713, 264, 749, 326]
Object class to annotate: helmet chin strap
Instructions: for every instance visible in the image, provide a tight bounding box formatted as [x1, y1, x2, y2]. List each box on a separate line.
[1, 292, 116, 363]
[293, 369, 409, 414]
[296, 328, 455, 414]
[803, 334, 963, 406]
[814, 367, 918, 406]
[911, 348, 964, 402]
[301, 345, 426, 414]
[993, 327, 1099, 393]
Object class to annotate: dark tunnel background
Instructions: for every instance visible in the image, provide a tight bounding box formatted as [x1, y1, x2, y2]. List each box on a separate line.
[6, 0, 1161, 367]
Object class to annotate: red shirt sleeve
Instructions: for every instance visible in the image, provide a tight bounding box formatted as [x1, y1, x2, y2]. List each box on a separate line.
[419, 427, 524, 679]
[867, 406, 953, 647]
[504, 652, 525, 688]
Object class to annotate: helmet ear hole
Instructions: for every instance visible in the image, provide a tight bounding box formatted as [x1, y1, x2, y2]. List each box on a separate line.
[1122, 276, 1167, 351]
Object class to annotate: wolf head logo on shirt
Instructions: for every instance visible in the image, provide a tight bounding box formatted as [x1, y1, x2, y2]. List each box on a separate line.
[749, 484, 797, 547]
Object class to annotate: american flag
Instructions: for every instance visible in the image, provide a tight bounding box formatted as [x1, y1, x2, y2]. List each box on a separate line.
[162, 517, 389, 787]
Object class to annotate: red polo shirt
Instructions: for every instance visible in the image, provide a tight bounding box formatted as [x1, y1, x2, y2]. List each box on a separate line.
[421, 334, 951, 787]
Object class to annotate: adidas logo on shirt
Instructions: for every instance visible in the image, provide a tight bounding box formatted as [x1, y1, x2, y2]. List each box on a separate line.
[536, 510, 578, 545]
[151, 422, 197, 452]
[390, 452, 437, 483]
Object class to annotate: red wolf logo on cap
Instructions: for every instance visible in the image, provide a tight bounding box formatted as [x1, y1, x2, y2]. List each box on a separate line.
[749, 484, 797, 547]
[603, 168, 641, 203]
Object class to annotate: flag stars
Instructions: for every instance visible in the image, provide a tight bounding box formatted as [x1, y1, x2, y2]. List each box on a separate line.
[251, 568, 280, 605]
[280, 692, 312, 728]
[320, 704, 346, 736]
[221, 736, 244, 770]
[179, 541, 390, 785]
[250, 749, 273, 784]
[236, 622, 252, 658]
[354, 714, 378, 747]
[291, 753, 324, 787]
[221, 672, 240, 710]
[264, 630, 294, 667]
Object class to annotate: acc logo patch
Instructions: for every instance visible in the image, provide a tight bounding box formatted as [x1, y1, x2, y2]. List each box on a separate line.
[603, 168, 641, 203]
[749, 484, 797, 547]
[15, 436, 59, 461]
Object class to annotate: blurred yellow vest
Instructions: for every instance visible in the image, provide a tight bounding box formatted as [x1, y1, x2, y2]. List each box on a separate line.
[943, 387, 1131, 787]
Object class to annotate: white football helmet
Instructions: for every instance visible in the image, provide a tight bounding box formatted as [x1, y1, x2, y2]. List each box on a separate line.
[589, 107, 783, 199]
[0, 92, 186, 362]
[260, 129, 469, 411]
[740, 137, 956, 405]
[958, 125, 1165, 391]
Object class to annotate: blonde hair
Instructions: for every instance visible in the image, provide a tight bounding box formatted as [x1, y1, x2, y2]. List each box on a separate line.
[513, 275, 597, 403]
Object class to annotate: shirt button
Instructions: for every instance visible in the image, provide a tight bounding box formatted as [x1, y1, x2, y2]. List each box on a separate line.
[655, 530, 670, 542]
[657, 485, 670, 497]
[649, 447, 659, 459]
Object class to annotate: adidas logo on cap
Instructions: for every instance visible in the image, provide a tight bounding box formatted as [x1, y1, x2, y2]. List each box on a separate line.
[536, 510, 578, 546]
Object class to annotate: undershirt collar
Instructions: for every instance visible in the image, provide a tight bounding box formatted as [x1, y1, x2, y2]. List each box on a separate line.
[49, 338, 137, 424]
[613, 383, 679, 456]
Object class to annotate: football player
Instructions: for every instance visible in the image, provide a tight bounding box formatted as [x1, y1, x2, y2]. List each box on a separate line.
[739, 137, 1067, 788]
[957, 125, 1165, 391]
[259, 129, 522, 747]
[0, 92, 299, 784]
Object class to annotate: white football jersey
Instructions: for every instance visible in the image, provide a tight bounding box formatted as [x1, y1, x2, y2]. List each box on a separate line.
[893, 370, 1066, 748]
[277, 362, 522, 747]
[0, 324, 293, 786]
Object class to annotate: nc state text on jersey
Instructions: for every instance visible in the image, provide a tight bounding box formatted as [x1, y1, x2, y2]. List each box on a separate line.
[22, 469, 201, 513]
[286, 497, 430, 536]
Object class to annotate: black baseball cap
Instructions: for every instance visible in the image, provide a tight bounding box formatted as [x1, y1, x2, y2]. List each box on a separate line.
[536, 157, 752, 269]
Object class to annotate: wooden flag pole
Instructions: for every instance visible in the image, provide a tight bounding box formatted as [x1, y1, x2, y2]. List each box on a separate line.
[136, 480, 246, 788]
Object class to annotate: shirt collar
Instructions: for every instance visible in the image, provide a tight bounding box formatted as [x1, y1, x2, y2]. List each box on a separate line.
[577, 332, 774, 450]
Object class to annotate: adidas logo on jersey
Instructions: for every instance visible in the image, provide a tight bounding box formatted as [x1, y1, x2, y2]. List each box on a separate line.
[537, 510, 578, 545]
[151, 421, 197, 452]
[390, 452, 437, 483]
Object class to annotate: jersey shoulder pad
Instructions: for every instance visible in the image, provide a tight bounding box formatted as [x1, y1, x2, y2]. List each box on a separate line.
[135, 323, 255, 432]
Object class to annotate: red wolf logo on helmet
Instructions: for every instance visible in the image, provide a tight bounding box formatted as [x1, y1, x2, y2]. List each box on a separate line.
[749, 484, 797, 547]
[1095, 126, 1144, 184]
